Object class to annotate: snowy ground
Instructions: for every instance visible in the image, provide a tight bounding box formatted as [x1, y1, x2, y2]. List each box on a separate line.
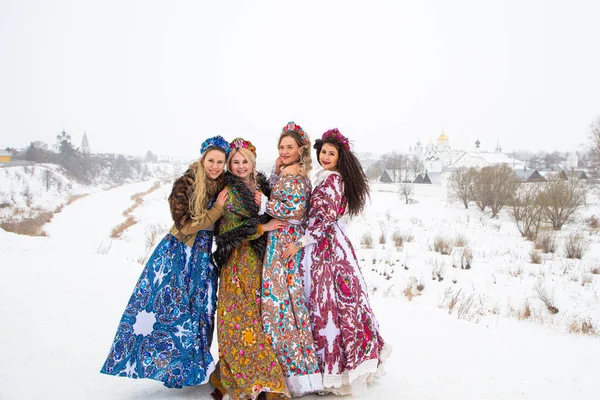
[1, 179, 599, 399]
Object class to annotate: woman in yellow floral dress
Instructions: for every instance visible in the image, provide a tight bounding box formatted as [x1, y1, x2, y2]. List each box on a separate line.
[210, 138, 289, 400]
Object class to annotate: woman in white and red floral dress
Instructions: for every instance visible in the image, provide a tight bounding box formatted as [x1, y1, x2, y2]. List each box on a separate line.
[261, 122, 323, 397]
[283, 128, 390, 396]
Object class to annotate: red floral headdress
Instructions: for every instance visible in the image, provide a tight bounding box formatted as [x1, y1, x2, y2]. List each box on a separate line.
[281, 121, 309, 145]
[322, 128, 350, 151]
[229, 137, 257, 156]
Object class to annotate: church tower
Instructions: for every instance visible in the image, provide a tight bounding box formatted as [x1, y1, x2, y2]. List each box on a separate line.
[436, 128, 450, 149]
[55, 129, 72, 152]
[495, 139, 502, 153]
[81, 132, 90, 155]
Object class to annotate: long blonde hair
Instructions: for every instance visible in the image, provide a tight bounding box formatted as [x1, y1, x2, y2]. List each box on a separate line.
[189, 148, 226, 221]
[278, 131, 312, 176]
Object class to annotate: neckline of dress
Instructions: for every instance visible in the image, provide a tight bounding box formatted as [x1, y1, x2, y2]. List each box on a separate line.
[314, 169, 340, 187]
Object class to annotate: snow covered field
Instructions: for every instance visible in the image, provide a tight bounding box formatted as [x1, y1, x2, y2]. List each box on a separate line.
[1, 178, 599, 399]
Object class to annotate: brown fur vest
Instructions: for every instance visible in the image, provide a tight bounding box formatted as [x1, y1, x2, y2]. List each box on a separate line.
[168, 162, 224, 230]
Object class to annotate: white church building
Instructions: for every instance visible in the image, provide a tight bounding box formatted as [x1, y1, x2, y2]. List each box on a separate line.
[409, 130, 464, 173]
[409, 131, 526, 174]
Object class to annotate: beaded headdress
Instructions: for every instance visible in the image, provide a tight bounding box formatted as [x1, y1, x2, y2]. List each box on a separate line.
[322, 128, 350, 151]
[200, 135, 231, 157]
[229, 137, 257, 157]
[281, 121, 309, 144]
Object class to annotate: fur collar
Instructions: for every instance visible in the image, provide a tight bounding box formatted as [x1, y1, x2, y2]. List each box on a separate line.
[223, 170, 271, 213]
[213, 171, 271, 270]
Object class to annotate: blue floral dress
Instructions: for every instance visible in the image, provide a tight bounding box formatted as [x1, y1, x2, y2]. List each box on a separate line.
[100, 218, 218, 388]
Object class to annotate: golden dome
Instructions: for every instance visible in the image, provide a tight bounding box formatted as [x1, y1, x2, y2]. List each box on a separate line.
[437, 133, 449, 141]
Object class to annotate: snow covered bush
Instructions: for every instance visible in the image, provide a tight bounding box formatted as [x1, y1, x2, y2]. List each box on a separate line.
[530, 248, 542, 264]
[564, 231, 589, 259]
[361, 233, 374, 249]
[432, 236, 452, 255]
[585, 214, 600, 230]
[534, 283, 559, 314]
[568, 319, 597, 336]
[534, 231, 557, 253]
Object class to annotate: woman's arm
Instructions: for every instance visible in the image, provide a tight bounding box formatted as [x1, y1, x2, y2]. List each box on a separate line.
[282, 174, 343, 259]
[177, 188, 227, 235]
[266, 174, 309, 221]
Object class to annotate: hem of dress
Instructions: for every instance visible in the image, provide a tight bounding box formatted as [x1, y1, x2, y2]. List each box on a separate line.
[286, 372, 324, 397]
[100, 357, 215, 388]
[321, 343, 393, 395]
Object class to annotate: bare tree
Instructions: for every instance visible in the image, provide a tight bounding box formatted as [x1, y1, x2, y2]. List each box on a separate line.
[378, 152, 406, 182]
[399, 183, 414, 204]
[590, 116, 600, 171]
[408, 155, 425, 181]
[470, 167, 491, 212]
[470, 165, 519, 217]
[509, 183, 544, 240]
[42, 169, 53, 190]
[538, 178, 587, 230]
[447, 167, 476, 208]
[486, 164, 519, 218]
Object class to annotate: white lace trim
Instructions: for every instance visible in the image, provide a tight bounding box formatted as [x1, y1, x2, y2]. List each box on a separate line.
[286, 372, 324, 397]
[321, 343, 393, 395]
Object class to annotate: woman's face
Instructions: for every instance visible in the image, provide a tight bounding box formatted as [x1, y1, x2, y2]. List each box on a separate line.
[319, 143, 339, 171]
[278, 136, 301, 165]
[201, 149, 226, 179]
[229, 150, 253, 180]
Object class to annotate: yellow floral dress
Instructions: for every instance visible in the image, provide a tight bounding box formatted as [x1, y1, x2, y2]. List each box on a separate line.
[210, 172, 289, 400]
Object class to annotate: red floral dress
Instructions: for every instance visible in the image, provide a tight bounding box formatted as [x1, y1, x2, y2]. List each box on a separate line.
[299, 170, 388, 394]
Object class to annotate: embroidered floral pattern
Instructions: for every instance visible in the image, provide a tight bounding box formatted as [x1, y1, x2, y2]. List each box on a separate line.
[303, 173, 387, 392]
[261, 174, 322, 396]
[211, 183, 289, 400]
[100, 228, 218, 388]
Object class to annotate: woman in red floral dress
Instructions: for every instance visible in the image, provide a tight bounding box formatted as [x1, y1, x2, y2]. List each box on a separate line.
[282, 128, 390, 395]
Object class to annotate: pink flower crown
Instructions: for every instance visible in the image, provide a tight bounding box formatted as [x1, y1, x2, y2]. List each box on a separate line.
[322, 128, 350, 151]
[282, 121, 309, 145]
[229, 137, 257, 156]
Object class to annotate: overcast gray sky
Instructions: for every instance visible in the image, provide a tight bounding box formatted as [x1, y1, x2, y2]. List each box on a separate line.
[1, 0, 599, 162]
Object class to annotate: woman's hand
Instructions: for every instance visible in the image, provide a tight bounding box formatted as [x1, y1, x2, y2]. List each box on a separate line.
[282, 163, 300, 175]
[216, 189, 228, 207]
[274, 157, 283, 175]
[261, 219, 286, 232]
[282, 242, 300, 260]
[254, 191, 262, 206]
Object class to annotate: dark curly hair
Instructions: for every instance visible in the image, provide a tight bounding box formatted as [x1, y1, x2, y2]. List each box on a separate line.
[314, 137, 369, 216]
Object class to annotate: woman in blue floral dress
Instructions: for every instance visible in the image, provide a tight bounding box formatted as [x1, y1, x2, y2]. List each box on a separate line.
[101, 136, 230, 388]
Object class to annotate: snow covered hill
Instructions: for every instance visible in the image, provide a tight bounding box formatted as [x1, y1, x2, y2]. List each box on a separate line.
[1, 180, 599, 399]
[0, 162, 183, 234]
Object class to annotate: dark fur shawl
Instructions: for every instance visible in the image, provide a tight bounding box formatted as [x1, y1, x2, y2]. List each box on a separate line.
[168, 162, 224, 230]
[213, 171, 271, 270]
